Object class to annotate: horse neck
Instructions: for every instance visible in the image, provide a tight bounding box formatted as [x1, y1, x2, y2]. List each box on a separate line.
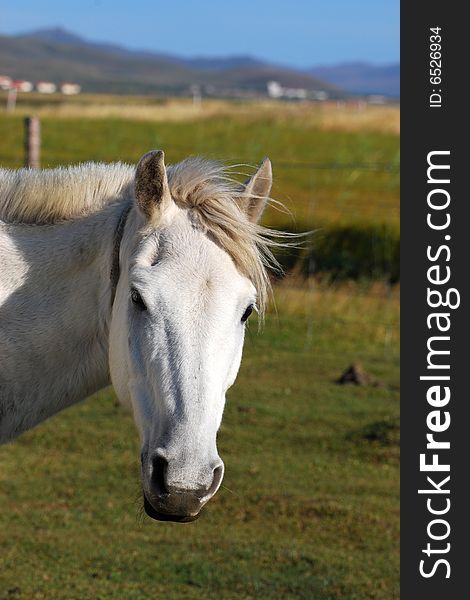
[0, 198, 131, 443]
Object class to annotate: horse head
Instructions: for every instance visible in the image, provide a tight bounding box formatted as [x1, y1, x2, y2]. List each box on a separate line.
[109, 150, 273, 522]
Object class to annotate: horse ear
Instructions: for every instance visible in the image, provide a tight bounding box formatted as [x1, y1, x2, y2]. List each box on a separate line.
[239, 158, 272, 223]
[134, 150, 172, 220]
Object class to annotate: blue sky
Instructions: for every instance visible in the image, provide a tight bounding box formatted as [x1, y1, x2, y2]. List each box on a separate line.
[2, 0, 399, 67]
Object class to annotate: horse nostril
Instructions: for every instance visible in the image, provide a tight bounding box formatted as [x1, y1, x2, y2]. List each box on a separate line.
[150, 455, 169, 496]
[207, 464, 224, 497]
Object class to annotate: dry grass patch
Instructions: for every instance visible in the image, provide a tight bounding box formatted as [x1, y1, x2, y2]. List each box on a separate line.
[3, 92, 399, 134]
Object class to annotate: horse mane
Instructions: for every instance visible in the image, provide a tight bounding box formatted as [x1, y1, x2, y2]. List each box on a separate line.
[0, 163, 135, 225]
[0, 158, 288, 315]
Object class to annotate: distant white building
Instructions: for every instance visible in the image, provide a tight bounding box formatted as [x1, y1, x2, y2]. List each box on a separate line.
[60, 82, 81, 95]
[283, 87, 307, 100]
[36, 81, 57, 94]
[13, 80, 33, 92]
[267, 80, 320, 101]
[267, 81, 283, 98]
[0, 75, 12, 90]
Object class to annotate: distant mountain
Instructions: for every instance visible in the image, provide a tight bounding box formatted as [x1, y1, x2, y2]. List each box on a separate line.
[307, 62, 400, 97]
[17, 28, 287, 72]
[18, 27, 89, 47]
[175, 56, 270, 72]
[1, 27, 342, 98]
[15, 27, 179, 63]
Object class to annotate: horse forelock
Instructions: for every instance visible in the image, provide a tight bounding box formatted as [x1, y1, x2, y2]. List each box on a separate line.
[166, 157, 285, 317]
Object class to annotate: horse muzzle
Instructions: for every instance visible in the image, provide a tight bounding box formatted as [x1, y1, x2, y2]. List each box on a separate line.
[142, 452, 224, 523]
[143, 493, 201, 523]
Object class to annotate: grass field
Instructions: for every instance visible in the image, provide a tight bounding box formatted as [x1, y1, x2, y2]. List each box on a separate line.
[0, 95, 399, 229]
[0, 97, 399, 599]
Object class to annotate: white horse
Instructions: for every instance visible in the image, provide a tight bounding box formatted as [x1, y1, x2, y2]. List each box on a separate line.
[0, 150, 281, 522]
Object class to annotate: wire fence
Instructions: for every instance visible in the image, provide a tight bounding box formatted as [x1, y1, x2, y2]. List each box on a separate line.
[271, 160, 399, 172]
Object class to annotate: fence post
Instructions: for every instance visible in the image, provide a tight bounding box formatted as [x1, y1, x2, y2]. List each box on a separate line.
[6, 88, 17, 112]
[24, 116, 40, 169]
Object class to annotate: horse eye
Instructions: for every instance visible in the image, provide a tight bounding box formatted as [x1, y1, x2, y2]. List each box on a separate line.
[130, 289, 146, 311]
[241, 304, 254, 323]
